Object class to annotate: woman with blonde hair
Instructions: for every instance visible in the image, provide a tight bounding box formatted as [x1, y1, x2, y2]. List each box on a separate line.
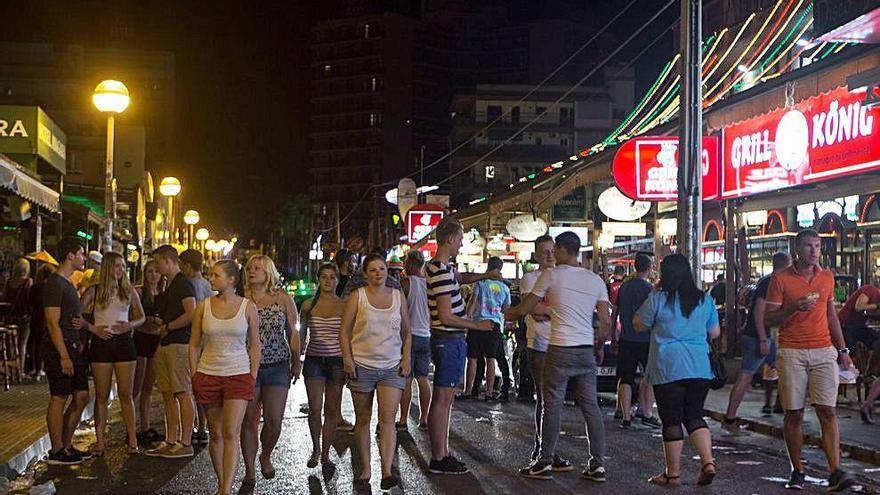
[240, 255, 301, 485]
[190, 259, 260, 495]
[134, 259, 165, 443]
[6, 257, 33, 374]
[340, 254, 411, 490]
[76, 252, 146, 454]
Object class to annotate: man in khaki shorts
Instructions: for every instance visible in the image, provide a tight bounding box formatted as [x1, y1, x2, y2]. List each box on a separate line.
[146, 245, 197, 459]
[764, 229, 855, 491]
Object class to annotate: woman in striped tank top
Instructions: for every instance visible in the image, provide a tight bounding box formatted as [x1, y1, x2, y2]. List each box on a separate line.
[300, 263, 346, 468]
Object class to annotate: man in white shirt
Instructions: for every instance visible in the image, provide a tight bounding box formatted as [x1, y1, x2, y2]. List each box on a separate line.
[506, 231, 611, 482]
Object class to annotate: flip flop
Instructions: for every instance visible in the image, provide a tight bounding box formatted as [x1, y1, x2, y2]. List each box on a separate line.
[648, 472, 681, 486]
[698, 462, 717, 486]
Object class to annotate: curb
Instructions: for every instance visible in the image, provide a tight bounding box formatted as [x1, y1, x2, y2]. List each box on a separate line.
[703, 408, 880, 466]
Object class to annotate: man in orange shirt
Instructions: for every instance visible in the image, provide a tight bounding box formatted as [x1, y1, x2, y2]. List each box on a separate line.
[764, 229, 854, 492]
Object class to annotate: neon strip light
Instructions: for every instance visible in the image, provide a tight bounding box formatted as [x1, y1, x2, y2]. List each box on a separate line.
[833, 42, 849, 54]
[703, 0, 787, 100]
[759, 4, 812, 69]
[860, 195, 875, 223]
[807, 41, 828, 59]
[703, 15, 755, 85]
[601, 56, 677, 145]
[626, 75, 681, 136]
[819, 42, 839, 60]
[634, 84, 681, 135]
[704, 0, 798, 105]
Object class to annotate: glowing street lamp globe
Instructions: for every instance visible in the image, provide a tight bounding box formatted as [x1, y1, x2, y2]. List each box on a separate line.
[205, 239, 218, 252]
[183, 209, 200, 225]
[195, 228, 210, 241]
[159, 177, 181, 197]
[92, 80, 130, 114]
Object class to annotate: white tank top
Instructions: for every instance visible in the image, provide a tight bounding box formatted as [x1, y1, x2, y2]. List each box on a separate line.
[406, 277, 431, 338]
[197, 297, 251, 376]
[352, 287, 402, 369]
[94, 294, 131, 329]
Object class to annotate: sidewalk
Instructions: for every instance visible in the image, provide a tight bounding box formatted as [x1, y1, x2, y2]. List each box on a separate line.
[703, 384, 880, 465]
[0, 379, 102, 479]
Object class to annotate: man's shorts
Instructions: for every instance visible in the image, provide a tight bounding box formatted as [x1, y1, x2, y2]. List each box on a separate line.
[256, 362, 291, 389]
[192, 372, 255, 405]
[347, 365, 405, 393]
[431, 335, 467, 388]
[777, 346, 839, 410]
[466, 329, 500, 359]
[740, 334, 777, 374]
[616, 339, 649, 386]
[155, 343, 193, 395]
[410, 335, 431, 378]
[43, 340, 89, 396]
[302, 355, 345, 384]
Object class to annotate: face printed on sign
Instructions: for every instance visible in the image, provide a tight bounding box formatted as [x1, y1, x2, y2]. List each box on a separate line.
[775, 109, 810, 172]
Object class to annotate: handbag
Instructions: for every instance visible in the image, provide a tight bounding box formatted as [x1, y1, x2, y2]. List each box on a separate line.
[708, 340, 727, 390]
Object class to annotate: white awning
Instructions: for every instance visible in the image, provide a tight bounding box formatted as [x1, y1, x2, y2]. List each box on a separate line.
[0, 154, 60, 213]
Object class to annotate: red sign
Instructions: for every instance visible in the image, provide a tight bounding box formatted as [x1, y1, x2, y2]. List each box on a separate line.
[407, 204, 444, 245]
[612, 136, 721, 201]
[722, 86, 880, 199]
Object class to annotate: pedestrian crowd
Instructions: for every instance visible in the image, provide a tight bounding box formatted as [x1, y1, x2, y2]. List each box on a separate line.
[19, 220, 872, 493]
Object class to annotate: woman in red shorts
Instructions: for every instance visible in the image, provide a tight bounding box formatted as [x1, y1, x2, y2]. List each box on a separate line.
[189, 260, 261, 495]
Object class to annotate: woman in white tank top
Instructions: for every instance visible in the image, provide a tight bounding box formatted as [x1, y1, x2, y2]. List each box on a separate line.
[189, 260, 261, 495]
[340, 254, 412, 490]
[77, 251, 146, 455]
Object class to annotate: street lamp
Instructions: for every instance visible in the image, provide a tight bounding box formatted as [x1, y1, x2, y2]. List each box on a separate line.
[195, 227, 209, 255]
[159, 177, 181, 244]
[183, 209, 200, 248]
[93, 80, 130, 253]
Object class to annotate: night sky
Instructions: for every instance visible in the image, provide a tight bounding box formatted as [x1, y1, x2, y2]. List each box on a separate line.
[0, 0, 674, 238]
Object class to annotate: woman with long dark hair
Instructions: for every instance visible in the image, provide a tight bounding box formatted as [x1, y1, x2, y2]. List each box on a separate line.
[6, 257, 33, 373]
[634, 253, 721, 487]
[300, 263, 346, 468]
[134, 259, 165, 443]
[78, 252, 146, 454]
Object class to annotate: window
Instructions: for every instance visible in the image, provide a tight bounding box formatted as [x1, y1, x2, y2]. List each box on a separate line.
[370, 113, 382, 126]
[560, 137, 569, 147]
[536, 106, 546, 116]
[364, 24, 370, 38]
[371, 77, 377, 92]
[511, 106, 520, 125]
[560, 107, 570, 125]
[487, 105, 502, 123]
[324, 64, 332, 74]
[535, 137, 543, 146]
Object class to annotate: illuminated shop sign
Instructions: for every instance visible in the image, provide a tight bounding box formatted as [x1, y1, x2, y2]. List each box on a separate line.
[612, 136, 720, 201]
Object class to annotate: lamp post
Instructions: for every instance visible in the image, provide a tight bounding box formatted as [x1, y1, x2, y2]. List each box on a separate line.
[183, 209, 200, 248]
[159, 177, 181, 245]
[93, 80, 130, 253]
[196, 227, 209, 254]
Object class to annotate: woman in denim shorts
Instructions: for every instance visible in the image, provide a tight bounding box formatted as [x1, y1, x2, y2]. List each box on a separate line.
[340, 254, 412, 491]
[300, 263, 347, 468]
[240, 255, 302, 485]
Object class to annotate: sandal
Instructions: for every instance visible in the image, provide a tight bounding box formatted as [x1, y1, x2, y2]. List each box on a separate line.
[241, 478, 256, 488]
[648, 472, 682, 486]
[698, 462, 717, 486]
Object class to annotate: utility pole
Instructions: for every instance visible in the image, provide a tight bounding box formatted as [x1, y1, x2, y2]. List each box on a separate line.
[677, 0, 703, 283]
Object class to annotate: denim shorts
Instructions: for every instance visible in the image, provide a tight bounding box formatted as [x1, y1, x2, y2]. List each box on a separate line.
[347, 365, 406, 393]
[256, 362, 291, 388]
[431, 335, 467, 388]
[410, 335, 431, 378]
[740, 334, 777, 374]
[302, 355, 345, 384]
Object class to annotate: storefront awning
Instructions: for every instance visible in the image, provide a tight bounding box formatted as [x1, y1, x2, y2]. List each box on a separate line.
[0, 154, 60, 213]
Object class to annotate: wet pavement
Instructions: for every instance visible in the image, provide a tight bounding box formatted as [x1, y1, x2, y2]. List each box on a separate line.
[24, 384, 880, 494]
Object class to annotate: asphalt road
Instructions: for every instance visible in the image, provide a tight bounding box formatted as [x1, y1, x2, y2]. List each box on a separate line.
[31, 384, 880, 494]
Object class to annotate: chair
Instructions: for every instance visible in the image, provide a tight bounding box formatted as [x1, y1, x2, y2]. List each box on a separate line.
[0, 325, 21, 388]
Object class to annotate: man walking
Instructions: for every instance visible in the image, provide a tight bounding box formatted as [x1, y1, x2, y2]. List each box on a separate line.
[146, 245, 197, 459]
[180, 249, 213, 446]
[44, 237, 91, 465]
[723, 252, 790, 435]
[462, 256, 509, 400]
[507, 231, 610, 482]
[764, 230, 855, 491]
[612, 253, 660, 430]
[425, 217, 496, 475]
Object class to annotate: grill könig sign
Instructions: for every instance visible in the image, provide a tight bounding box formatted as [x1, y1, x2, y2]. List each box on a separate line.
[721, 86, 880, 198]
[612, 136, 721, 202]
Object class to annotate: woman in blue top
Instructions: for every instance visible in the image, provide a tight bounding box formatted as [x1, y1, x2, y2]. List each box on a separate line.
[634, 254, 721, 487]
